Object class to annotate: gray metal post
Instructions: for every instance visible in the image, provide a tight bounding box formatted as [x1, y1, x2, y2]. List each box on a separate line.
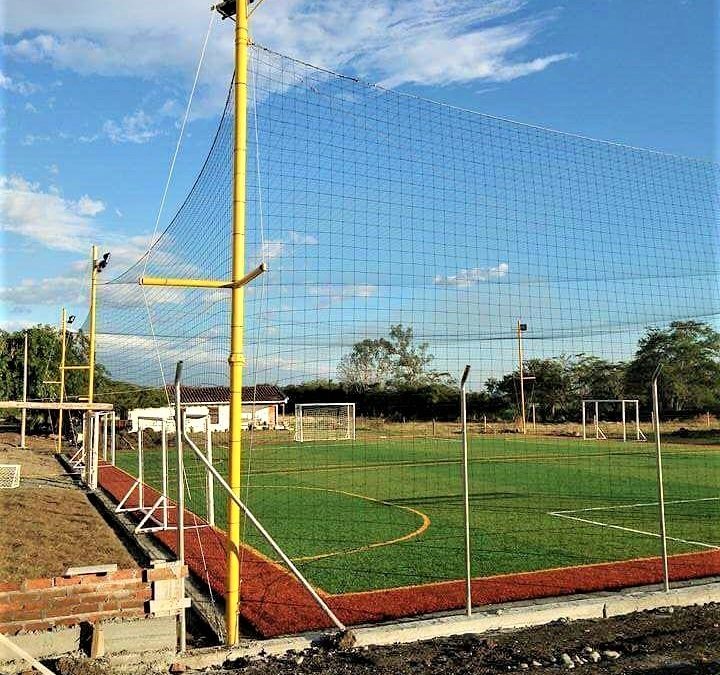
[652, 365, 670, 592]
[20, 331, 28, 448]
[460, 365, 472, 616]
[173, 362, 187, 652]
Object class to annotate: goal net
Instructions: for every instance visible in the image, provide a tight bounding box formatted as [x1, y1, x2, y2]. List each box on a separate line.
[295, 403, 356, 443]
[0, 464, 21, 489]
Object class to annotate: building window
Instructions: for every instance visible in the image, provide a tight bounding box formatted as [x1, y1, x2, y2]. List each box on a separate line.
[209, 406, 219, 424]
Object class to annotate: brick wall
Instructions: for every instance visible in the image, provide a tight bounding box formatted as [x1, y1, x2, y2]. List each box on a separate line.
[0, 567, 172, 635]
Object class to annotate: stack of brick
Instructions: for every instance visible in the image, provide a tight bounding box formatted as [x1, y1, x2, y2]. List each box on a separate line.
[0, 563, 186, 635]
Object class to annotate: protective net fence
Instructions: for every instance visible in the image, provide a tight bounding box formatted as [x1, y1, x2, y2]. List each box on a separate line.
[90, 44, 720, 635]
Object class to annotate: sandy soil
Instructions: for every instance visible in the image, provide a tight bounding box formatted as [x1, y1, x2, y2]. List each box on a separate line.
[0, 434, 137, 583]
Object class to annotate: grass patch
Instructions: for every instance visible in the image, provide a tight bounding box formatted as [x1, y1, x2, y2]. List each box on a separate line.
[115, 432, 720, 593]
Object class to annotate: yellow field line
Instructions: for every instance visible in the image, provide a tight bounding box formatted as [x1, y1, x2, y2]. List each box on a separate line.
[246, 484, 430, 563]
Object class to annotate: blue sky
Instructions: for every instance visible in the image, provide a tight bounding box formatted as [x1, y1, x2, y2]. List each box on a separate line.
[0, 0, 717, 387]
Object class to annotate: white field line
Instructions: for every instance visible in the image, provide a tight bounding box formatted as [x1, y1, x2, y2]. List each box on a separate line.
[548, 497, 720, 551]
[552, 496, 720, 515]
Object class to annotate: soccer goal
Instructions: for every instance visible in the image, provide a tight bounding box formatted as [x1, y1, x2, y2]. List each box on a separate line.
[294, 403, 356, 442]
[0, 464, 21, 489]
[582, 399, 647, 442]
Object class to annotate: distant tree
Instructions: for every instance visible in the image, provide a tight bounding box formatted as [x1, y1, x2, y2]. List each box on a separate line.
[338, 338, 394, 391]
[338, 324, 447, 391]
[625, 321, 720, 411]
[570, 355, 625, 401]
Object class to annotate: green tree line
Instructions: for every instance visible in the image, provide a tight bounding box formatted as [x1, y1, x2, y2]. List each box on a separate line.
[288, 321, 720, 422]
[1, 320, 718, 427]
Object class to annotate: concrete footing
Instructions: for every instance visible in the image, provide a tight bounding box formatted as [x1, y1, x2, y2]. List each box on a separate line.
[0, 616, 176, 674]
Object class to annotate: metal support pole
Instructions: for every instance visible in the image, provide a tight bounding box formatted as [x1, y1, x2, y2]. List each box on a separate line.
[181, 417, 347, 633]
[622, 400, 627, 442]
[20, 331, 28, 448]
[652, 366, 670, 592]
[90, 412, 100, 490]
[531, 403, 536, 434]
[582, 401, 587, 440]
[88, 245, 99, 404]
[174, 362, 187, 652]
[636, 401, 641, 441]
[226, 0, 250, 646]
[57, 308, 67, 453]
[137, 424, 144, 511]
[517, 320, 526, 434]
[595, 401, 600, 439]
[206, 415, 215, 526]
[110, 411, 116, 465]
[460, 365, 472, 616]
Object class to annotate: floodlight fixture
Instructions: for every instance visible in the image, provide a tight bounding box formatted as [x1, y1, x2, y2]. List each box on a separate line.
[519, 323, 528, 332]
[67, 315, 76, 324]
[96, 251, 111, 273]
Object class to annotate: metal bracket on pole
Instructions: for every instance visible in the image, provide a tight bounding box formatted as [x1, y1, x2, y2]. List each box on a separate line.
[139, 262, 266, 289]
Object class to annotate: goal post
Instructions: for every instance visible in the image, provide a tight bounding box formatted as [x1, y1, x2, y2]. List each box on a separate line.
[294, 403, 356, 442]
[582, 399, 646, 442]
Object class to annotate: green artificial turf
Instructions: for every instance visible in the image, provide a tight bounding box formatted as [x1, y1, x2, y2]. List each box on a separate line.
[116, 433, 720, 594]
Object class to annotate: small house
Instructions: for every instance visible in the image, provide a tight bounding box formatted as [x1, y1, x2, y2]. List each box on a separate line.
[128, 384, 288, 433]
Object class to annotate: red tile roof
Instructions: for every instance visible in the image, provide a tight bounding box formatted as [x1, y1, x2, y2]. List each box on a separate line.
[165, 384, 287, 405]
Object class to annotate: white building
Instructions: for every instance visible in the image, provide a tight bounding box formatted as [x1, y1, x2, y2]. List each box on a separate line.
[128, 385, 288, 433]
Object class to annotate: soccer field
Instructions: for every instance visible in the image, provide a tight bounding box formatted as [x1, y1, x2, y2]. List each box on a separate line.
[116, 432, 720, 594]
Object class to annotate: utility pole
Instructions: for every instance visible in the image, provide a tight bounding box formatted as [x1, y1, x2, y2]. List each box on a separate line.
[20, 331, 28, 448]
[517, 320, 528, 434]
[57, 308, 68, 453]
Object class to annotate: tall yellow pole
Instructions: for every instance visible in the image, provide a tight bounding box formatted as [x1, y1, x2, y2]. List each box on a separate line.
[88, 245, 98, 404]
[517, 320, 526, 435]
[227, 0, 249, 646]
[57, 307, 67, 453]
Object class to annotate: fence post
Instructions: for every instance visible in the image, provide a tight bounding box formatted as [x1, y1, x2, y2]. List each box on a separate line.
[460, 365, 472, 616]
[173, 361, 187, 652]
[652, 365, 670, 592]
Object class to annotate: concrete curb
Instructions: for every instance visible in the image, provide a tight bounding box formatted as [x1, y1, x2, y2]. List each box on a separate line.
[180, 580, 720, 670]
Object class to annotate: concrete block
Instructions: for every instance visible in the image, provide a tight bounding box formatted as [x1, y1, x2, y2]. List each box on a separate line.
[0, 625, 80, 661]
[103, 615, 176, 654]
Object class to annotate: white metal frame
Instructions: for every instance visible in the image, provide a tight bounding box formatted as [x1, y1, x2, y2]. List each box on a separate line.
[294, 402, 356, 442]
[183, 410, 215, 526]
[115, 415, 173, 533]
[582, 399, 647, 442]
[0, 464, 21, 489]
[115, 414, 211, 533]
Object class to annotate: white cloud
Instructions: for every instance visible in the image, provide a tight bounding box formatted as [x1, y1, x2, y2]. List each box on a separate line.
[4, 1, 570, 117]
[434, 262, 509, 287]
[21, 133, 51, 146]
[47, 164, 60, 175]
[261, 240, 285, 260]
[0, 175, 103, 251]
[76, 195, 105, 216]
[307, 283, 377, 308]
[0, 70, 37, 95]
[24, 101, 38, 113]
[289, 231, 318, 245]
[102, 109, 161, 144]
[0, 275, 86, 311]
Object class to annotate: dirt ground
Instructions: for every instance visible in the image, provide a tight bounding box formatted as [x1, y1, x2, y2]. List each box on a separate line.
[207, 603, 720, 674]
[0, 433, 137, 583]
[48, 602, 720, 674]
